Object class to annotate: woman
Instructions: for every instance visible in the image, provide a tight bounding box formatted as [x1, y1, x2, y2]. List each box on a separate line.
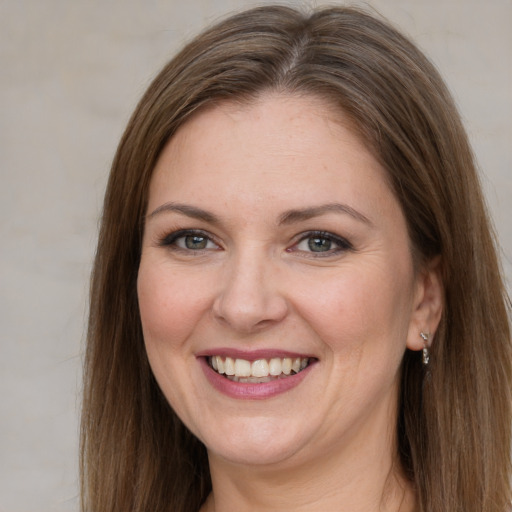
[81, 5, 512, 511]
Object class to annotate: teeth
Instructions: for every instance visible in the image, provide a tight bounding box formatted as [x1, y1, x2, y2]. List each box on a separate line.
[269, 358, 282, 376]
[224, 357, 235, 376]
[251, 359, 269, 377]
[209, 356, 310, 379]
[234, 358, 251, 377]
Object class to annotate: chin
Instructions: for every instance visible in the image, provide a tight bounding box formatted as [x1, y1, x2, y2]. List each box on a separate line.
[198, 417, 313, 467]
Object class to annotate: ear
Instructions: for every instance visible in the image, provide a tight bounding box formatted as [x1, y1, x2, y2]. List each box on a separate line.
[406, 256, 443, 351]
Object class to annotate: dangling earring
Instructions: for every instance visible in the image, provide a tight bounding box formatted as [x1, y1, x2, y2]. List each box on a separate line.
[420, 332, 430, 365]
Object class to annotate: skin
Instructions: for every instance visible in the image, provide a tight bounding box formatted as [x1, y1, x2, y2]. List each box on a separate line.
[137, 94, 443, 511]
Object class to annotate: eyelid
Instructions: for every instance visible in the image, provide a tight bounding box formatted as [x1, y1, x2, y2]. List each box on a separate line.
[288, 230, 353, 256]
[156, 228, 351, 256]
[158, 229, 221, 251]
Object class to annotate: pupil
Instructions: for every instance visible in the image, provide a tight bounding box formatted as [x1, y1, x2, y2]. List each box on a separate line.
[308, 237, 331, 252]
[185, 235, 207, 250]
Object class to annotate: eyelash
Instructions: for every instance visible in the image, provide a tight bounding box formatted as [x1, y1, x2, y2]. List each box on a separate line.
[159, 229, 221, 253]
[289, 230, 353, 257]
[158, 229, 353, 257]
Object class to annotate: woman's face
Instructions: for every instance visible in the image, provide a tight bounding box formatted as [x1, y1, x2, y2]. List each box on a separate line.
[138, 94, 433, 469]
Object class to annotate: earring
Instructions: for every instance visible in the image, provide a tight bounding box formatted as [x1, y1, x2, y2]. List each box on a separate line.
[420, 332, 430, 365]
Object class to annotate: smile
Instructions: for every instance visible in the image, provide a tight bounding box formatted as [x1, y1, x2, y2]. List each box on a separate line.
[209, 356, 310, 382]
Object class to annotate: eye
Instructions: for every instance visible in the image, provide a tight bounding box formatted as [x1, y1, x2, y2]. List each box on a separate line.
[291, 231, 352, 256]
[160, 230, 220, 252]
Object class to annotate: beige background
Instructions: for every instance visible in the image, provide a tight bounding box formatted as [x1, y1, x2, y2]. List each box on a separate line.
[0, 1, 510, 511]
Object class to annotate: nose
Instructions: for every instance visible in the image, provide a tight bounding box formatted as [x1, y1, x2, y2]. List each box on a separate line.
[212, 250, 288, 333]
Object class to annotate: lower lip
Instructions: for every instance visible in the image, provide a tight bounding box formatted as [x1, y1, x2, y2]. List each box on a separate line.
[199, 357, 314, 400]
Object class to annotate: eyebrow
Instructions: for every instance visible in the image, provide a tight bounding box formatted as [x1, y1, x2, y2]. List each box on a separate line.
[278, 203, 372, 226]
[147, 202, 221, 224]
[147, 201, 372, 227]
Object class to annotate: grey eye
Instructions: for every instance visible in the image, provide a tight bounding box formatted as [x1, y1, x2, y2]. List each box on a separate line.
[183, 234, 209, 250]
[307, 236, 332, 252]
[161, 229, 220, 252]
[293, 231, 352, 256]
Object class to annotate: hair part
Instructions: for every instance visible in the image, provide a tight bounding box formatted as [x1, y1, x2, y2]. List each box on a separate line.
[81, 5, 512, 511]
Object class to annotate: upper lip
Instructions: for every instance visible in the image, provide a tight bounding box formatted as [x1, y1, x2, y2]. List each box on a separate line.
[195, 348, 316, 360]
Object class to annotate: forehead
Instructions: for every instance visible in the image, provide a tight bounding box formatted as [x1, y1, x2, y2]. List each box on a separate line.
[148, 94, 392, 211]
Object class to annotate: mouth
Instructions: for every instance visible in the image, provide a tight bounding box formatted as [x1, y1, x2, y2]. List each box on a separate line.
[208, 356, 311, 383]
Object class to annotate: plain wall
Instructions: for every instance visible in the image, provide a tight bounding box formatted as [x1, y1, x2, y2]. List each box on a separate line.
[0, 1, 510, 510]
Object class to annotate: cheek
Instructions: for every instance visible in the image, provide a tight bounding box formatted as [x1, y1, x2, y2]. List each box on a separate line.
[294, 262, 415, 358]
[137, 261, 211, 425]
[137, 261, 210, 350]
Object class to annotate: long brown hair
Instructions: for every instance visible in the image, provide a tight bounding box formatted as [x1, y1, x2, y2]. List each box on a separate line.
[81, 5, 512, 511]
